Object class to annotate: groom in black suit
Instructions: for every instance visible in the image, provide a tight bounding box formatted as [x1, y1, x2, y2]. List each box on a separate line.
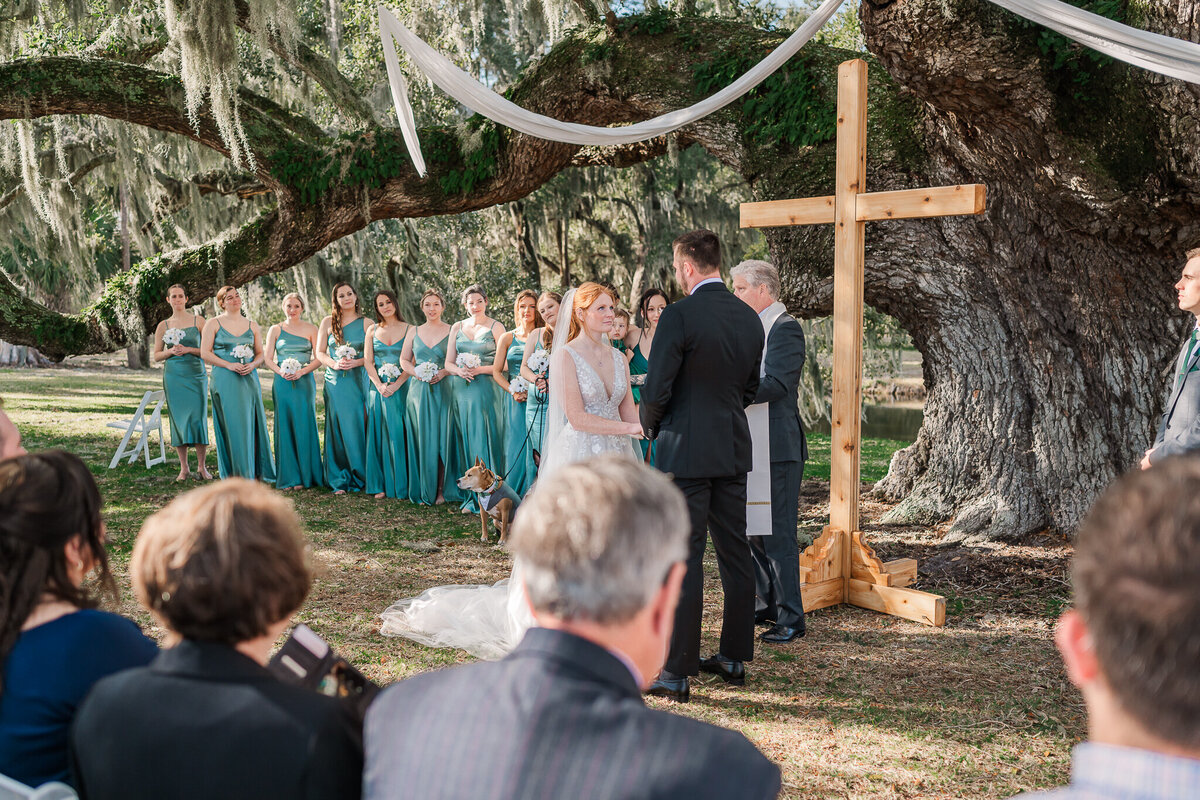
[640, 229, 765, 701]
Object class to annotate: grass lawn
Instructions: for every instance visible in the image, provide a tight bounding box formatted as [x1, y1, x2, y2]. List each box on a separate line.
[1, 365, 1080, 799]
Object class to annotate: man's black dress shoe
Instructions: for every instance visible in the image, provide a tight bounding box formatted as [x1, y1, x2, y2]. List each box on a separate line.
[698, 653, 745, 686]
[759, 624, 806, 644]
[645, 672, 689, 703]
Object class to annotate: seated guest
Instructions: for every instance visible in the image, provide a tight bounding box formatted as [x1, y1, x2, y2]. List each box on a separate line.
[0, 451, 157, 787]
[0, 398, 26, 459]
[364, 456, 782, 800]
[70, 479, 362, 800]
[1019, 456, 1200, 798]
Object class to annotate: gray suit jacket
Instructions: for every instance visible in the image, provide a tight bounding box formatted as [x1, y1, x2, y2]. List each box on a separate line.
[1151, 330, 1200, 464]
[363, 628, 781, 800]
[754, 313, 808, 464]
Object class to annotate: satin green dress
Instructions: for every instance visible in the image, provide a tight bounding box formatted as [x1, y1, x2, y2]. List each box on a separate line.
[366, 330, 410, 499]
[272, 329, 324, 489]
[405, 333, 463, 505]
[323, 317, 368, 493]
[162, 324, 209, 447]
[210, 324, 275, 482]
[501, 333, 533, 497]
[630, 339, 655, 465]
[447, 328, 506, 512]
[524, 335, 549, 480]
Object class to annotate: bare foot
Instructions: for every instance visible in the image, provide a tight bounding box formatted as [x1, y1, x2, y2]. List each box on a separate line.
[435, 495, 446, 505]
[175, 471, 189, 482]
[334, 490, 346, 496]
[198, 469, 214, 480]
[374, 492, 385, 499]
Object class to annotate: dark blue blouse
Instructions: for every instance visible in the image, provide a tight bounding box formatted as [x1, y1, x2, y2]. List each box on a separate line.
[0, 609, 157, 787]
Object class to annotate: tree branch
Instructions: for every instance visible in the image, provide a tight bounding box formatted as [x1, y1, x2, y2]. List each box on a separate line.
[0, 151, 116, 213]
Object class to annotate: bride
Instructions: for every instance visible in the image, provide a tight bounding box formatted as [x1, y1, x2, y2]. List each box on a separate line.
[380, 283, 644, 659]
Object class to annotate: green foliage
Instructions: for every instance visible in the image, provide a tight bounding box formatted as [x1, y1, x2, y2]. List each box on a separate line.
[1014, 0, 1127, 101]
[425, 119, 503, 196]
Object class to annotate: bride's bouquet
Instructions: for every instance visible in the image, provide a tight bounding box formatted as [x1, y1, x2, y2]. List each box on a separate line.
[455, 353, 482, 370]
[231, 344, 254, 364]
[378, 363, 402, 383]
[162, 328, 185, 348]
[527, 350, 549, 376]
[508, 377, 529, 397]
[414, 361, 439, 383]
[334, 345, 357, 362]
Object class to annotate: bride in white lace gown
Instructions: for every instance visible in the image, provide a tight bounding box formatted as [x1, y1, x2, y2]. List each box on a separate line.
[380, 284, 644, 659]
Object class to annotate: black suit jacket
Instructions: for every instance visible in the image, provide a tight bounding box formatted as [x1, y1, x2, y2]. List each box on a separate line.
[363, 628, 781, 800]
[755, 313, 808, 464]
[640, 282, 764, 479]
[70, 640, 363, 800]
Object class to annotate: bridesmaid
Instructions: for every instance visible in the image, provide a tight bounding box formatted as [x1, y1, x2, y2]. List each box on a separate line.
[493, 290, 543, 497]
[199, 286, 275, 482]
[625, 287, 669, 464]
[316, 282, 368, 495]
[401, 290, 460, 505]
[264, 293, 324, 490]
[152, 284, 211, 481]
[445, 284, 507, 513]
[519, 291, 561, 478]
[364, 290, 411, 500]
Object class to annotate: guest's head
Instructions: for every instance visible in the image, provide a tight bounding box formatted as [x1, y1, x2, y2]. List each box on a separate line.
[132, 479, 311, 663]
[567, 283, 617, 342]
[461, 284, 488, 318]
[1056, 456, 1200, 756]
[636, 288, 668, 331]
[1178, 248, 1200, 316]
[420, 289, 445, 323]
[731, 260, 781, 314]
[0, 451, 112, 686]
[166, 284, 190, 313]
[0, 399, 25, 460]
[611, 308, 630, 339]
[215, 285, 242, 316]
[672, 230, 721, 292]
[537, 291, 562, 329]
[372, 290, 403, 325]
[514, 289, 543, 332]
[510, 457, 688, 687]
[281, 292, 305, 322]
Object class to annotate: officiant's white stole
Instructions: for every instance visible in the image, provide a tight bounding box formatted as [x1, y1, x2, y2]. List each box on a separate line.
[746, 302, 786, 536]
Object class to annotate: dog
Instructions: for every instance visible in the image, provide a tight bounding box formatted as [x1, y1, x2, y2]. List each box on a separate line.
[456, 458, 522, 544]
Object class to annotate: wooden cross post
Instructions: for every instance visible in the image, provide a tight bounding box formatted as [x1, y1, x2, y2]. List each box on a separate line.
[740, 59, 986, 627]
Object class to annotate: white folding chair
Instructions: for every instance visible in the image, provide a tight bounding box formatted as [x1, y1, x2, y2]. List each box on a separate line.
[0, 772, 77, 800]
[106, 389, 167, 470]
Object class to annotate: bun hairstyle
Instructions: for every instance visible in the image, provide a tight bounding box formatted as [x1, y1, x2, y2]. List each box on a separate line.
[461, 284, 487, 307]
[330, 282, 360, 345]
[372, 290, 403, 325]
[513, 289, 544, 332]
[215, 285, 239, 313]
[567, 282, 614, 342]
[637, 288, 669, 329]
[420, 289, 445, 306]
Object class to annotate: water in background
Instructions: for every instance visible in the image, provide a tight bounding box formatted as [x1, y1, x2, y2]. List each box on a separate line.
[810, 401, 924, 443]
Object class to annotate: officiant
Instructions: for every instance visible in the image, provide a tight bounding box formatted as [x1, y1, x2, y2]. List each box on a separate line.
[732, 260, 807, 644]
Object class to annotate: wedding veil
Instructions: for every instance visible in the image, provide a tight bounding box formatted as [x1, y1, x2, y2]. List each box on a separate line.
[540, 287, 575, 481]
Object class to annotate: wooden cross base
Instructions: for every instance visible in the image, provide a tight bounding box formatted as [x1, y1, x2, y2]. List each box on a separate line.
[799, 526, 946, 626]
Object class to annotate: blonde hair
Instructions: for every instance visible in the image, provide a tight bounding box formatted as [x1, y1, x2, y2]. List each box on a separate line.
[567, 282, 614, 342]
[513, 289, 544, 332]
[132, 479, 311, 644]
[281, 292, 305, 311]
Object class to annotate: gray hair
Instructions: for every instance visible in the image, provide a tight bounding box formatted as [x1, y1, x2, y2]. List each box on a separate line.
[731, 259, 781, 300]
[509, 456, 689, 624]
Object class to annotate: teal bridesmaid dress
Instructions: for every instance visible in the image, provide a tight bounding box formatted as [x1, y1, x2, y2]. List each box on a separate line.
[272, 329, 324, 489]
[524, 335, 549, 480]
[405, 333, 463, 505]
[210, 324, 275, 481]
[501, 333, 533, 496]
[447, 328, 506, 512]
[366, 330, 410, 498]
[162, 325, 209, 447]
[323, 317, 368, 493]
[630, 340, 655, 465]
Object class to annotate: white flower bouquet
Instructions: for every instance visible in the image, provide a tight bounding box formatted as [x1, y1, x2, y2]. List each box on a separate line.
[527, 350, 550, 376]
[508, 377, 529, 397]
[334, 345, 357, 361]
[280, 357, 302, 375]
[455, 352, 482, 370]
[162, 328, 185, 347]
[379, 363, 402, 383]
[414, 361, 439, 383]
[231, 344, 254, 363]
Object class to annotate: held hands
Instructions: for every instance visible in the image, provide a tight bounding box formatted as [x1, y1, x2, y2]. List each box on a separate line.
[169, 344, 186, 357]
[430, 369, 445, 385]
[1141, 449, 1154, 470]
[534, 376, 548, 393]
[234, 362, 254, 376]
[336, 357, 355, 371]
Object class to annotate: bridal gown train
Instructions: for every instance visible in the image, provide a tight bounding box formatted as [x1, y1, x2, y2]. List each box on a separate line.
[380, 344, 638, 660]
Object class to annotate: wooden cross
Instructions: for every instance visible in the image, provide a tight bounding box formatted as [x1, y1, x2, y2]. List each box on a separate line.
[739, 59, 986, 626]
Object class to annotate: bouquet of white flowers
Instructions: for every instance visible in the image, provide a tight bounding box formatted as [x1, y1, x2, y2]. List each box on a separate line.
[455, 352, 482, 370]
[527, 350, 550, 376]
[508, 377, 529, 397]
[162, 328, 185, 347]
[280, 358, 302, 375]
[378, 363, 402, 383]
[334, 345, 357, 361]
[231, 344, 254, 363]
[414, 361, 439, 383]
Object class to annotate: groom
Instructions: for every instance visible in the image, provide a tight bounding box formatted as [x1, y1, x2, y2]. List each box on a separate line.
[641, 229, 764, 702]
